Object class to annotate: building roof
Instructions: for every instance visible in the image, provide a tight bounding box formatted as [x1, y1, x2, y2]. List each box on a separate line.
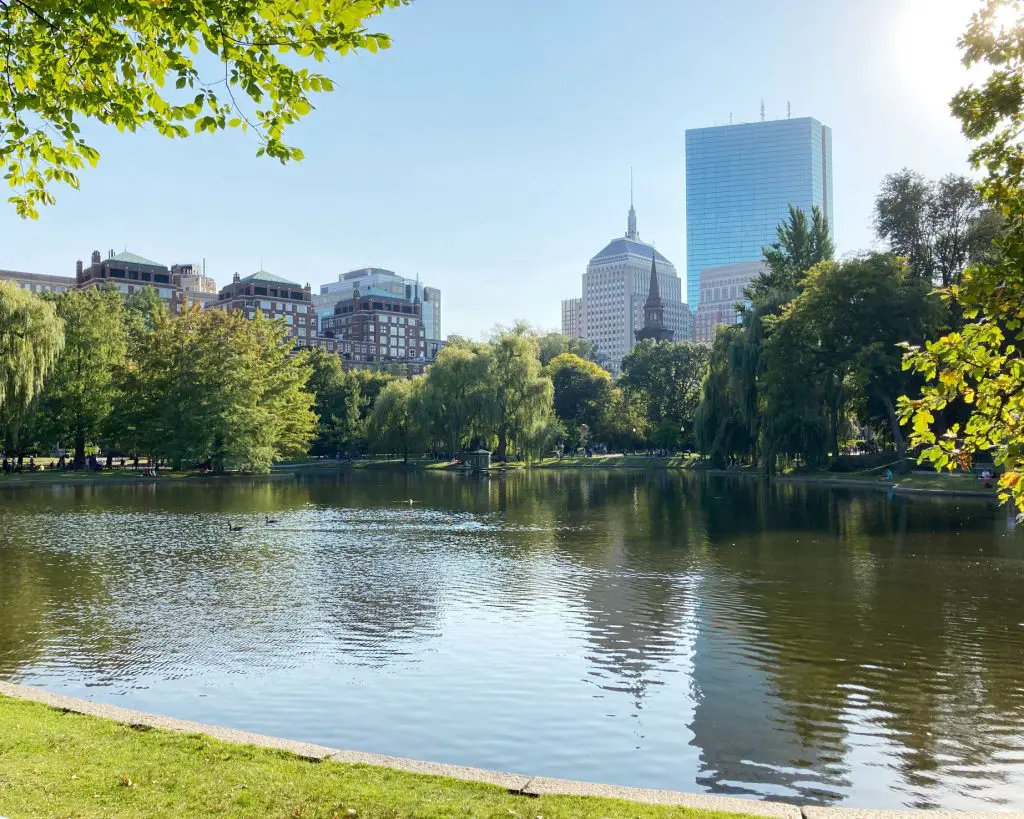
[590, 237, 671, 266]
[241, 270, 301, 287]
[342, 267, 399, 281]
[109, 251, 165, 268]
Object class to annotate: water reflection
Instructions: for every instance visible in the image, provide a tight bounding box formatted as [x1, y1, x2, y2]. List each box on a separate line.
[0, 471, 1022, 809]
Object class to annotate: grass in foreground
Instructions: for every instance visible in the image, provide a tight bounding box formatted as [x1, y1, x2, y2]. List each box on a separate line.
[0, 696, 751, 819]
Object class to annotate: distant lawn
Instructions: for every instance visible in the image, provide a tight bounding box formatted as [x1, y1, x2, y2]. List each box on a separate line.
[776, 470, 996, 494]
[0, 469, 190, 484]
[536, 454, 700, 470]
[0, 695, 752, 819]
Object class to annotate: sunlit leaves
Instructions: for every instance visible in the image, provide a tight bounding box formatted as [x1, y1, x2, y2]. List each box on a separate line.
[0, 0, 409, 216]
[901, 0, 1024, 517]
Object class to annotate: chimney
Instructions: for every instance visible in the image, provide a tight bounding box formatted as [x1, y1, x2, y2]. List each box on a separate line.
[232, 272, 240, 283]
[108, 248, 114, 259]
[91, 250, 101, 265]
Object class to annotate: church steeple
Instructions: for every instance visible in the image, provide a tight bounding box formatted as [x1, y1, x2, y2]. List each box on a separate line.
[635, 252, 674, 343]
[626, 167, 638, 240]
[646, 253, 661, 308]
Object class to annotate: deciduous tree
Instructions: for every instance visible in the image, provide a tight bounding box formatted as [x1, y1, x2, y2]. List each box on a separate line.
[546, 353, 612, 440]
[900, 0, 1024, 511]
[620, 340, 709, 450]
[0, 0, 407, 216]
[37, 287, 127, 465]
[875, 169, 995, 289]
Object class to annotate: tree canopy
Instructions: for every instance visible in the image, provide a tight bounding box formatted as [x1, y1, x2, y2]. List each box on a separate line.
[36, 287, 127, 466]
[0, 0, 406, 217]
[900, 0, 1024, 511]
[620, 340, 709, 450]
[874, 169, 996, 289]
[0, 281, 63, 423]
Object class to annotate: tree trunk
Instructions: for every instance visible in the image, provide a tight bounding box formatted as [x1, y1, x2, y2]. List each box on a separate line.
[828, 383, 844, 459]
[496, 427, 508, 462]
[875, 388, 907, 463]
[73, 431, 86, 469]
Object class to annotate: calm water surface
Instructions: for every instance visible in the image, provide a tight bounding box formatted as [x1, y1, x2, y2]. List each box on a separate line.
[1, 471, 1022, 809]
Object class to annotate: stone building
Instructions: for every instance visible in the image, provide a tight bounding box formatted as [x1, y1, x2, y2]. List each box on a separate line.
[693, 261, 764, 343]
[0, 268, 75, 295]
[560, 193, 690, 374]
[173, 263, 219, 308]
[561, 297, 582, 338]
[216, 270, 316, 342]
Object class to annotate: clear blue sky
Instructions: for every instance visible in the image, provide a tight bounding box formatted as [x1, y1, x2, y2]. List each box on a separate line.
[0, 0, 978, 339]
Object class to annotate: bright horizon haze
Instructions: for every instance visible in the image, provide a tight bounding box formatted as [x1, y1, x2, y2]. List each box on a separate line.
[0, 0, 979, 339]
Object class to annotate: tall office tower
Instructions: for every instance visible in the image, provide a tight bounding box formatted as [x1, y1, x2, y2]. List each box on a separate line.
[563, 196, 689, 375]
[685, 116, 833, 307]
[315, 268, 441, 340]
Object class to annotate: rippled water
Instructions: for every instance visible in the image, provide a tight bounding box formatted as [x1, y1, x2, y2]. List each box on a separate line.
[1, 470, 1023, 809]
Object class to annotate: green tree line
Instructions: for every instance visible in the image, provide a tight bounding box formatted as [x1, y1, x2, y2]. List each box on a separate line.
[0, 287, 711, 470]
[0, 286, 316, 472]
[696, 171, 997, 474]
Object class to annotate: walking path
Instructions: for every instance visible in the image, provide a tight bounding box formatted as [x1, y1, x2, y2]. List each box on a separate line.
[1, 682, 1020, 819]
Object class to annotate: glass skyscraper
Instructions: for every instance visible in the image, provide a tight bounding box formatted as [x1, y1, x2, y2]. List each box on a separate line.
[685, 117, 833, 307]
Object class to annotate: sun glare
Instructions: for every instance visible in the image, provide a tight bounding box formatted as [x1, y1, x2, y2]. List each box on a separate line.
[990, 1, 1023, 32]
[895, 0, 978, 106]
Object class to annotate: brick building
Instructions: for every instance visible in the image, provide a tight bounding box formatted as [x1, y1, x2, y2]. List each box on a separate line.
[76, 250, 182, 310]
[320, 288, 426, 364]
[216, 270, 315, 342]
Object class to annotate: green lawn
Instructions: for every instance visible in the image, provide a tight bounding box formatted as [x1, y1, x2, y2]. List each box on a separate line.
[0, 696, 751, 819]
[779, 470, 994, 493]
[535, 455, 700, 470]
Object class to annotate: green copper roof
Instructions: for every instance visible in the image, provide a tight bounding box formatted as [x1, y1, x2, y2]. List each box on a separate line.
[110, 251, 165, 268]
[241, 270, 301, 288]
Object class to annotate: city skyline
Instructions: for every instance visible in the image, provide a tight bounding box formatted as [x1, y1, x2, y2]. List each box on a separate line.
[0, 0, 978, 339]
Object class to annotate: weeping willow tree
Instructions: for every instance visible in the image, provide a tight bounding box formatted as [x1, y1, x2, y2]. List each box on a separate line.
[0, 282, 64, 449]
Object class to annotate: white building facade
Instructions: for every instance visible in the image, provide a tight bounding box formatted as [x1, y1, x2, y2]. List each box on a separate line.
[561, 297, 582, 338]
[563, 201, 690, 374]
[315, 267, 441, 341]
[693, 261, 763, 343]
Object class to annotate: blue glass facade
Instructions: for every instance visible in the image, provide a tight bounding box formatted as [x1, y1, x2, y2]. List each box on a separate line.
[685, 117, 834, 306]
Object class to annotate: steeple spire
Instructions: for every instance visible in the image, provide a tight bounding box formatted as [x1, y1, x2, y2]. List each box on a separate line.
[646, 252, 660, 306]
[626, 167, 638, 240]
[635, 251, 673, 344]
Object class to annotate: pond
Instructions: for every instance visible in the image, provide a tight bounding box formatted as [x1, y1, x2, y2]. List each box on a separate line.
[1, 470, 1022, 810]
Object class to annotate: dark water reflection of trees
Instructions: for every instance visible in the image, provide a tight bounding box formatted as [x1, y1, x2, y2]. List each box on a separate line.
[0, 471, 1021, 806]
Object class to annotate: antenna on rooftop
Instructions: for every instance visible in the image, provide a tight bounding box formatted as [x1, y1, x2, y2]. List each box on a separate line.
[760, 100, 766, 122]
